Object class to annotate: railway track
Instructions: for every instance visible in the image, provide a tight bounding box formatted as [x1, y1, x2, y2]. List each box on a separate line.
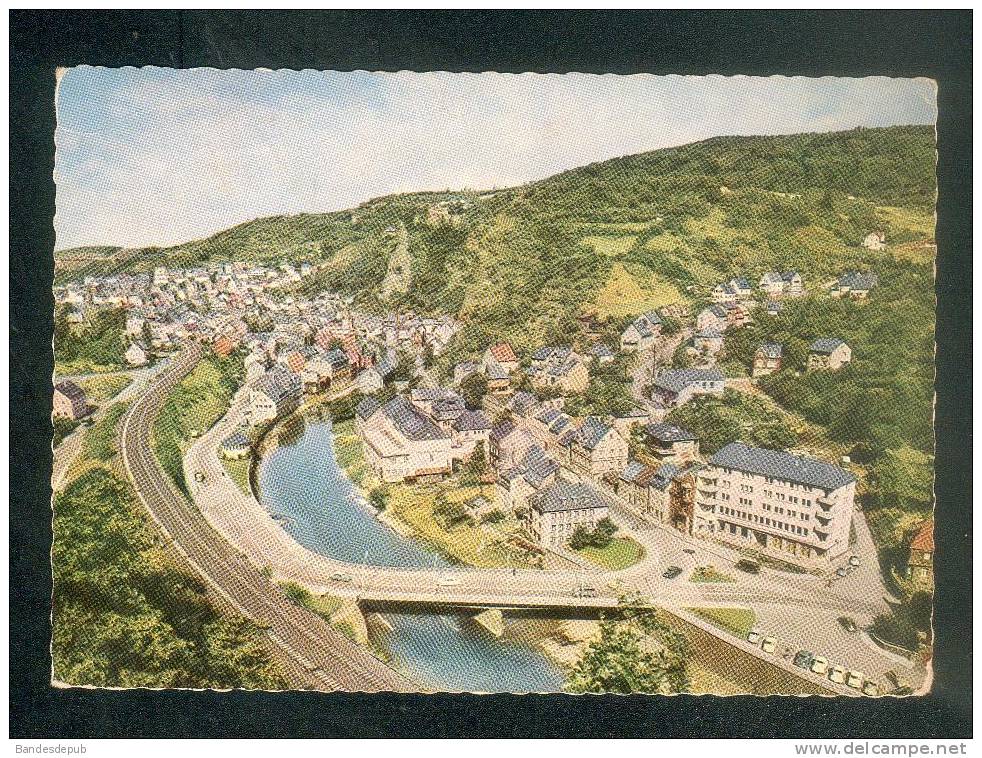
[120, 344, 415, 693]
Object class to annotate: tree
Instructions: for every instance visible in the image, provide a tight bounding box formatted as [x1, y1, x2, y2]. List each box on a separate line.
[369, 487, 389, 512]
[462, 441, 488, 482]
[567, 602, 690, 694]
[460, 372, 489, 410]
[870, 446, 934, 510]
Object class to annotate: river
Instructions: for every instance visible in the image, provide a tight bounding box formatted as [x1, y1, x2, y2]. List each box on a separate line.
[256, 414, 566, 693]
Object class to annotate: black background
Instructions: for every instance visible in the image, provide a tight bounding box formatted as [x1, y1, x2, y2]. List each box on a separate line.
[9, 10, 973, 739]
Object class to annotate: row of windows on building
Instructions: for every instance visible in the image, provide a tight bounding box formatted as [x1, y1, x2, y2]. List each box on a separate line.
[717, 506, 811, 537]
[719, 468, 826, 495]
[734, 482, 814, 507]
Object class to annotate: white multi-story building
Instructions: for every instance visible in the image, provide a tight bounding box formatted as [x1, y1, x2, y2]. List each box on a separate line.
[358, 396, 454, 483]
[696, 442, 856, 563]
[526, 479, 611, 548]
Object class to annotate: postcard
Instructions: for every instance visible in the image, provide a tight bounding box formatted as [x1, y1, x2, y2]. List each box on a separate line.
[51, 68, 936, 696]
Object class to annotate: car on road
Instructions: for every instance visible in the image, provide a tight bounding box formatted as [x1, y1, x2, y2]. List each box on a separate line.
[846, 670, 865, 690]
[735, 559, 760, 574]
[862, 681, 880, 697]
[194, 471, 206, 483]
[760, 636, 777, 654]
[746, 630, 763, 646]
[835, 567, 847, 578]
[573, 585, 598, 598]
[682, 548, 695, 555]
[849, 555, 861, 567]
[437, 575, 461, 587]
[828, 665, 847, 684]
[662, 566, 683, 579]
[837, 616, 859, 633]
[330, 572, 353, 583]
[810, 656, 829, 675]
[793, 650, 814, 669]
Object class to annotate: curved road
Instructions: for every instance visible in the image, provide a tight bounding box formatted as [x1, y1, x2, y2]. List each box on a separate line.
[120, 343, 414, 693]
[172, 346, 918, 695]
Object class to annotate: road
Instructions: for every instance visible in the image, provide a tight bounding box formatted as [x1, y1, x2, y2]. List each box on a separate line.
[181, 345, 924, 694]
[119, 343, 415, 693]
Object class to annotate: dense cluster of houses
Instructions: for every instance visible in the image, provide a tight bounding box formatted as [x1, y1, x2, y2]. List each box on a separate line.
[55, 262, 461, 428]
[56, 254, 876, 566]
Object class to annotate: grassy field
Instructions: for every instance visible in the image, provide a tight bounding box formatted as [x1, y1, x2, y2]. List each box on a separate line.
[589, 262, 684, 319]
[222, 456, 252, 495]
[78, 374, 132, 403]
[386, 482, 537, 569]
[153, 355, 241, 494]
[688, 607, 757, 638]
[331, 419, 370, 485]
[576, 537, 645, 571]
[81, 401, 130, 464]
[581, 234, 637, 258]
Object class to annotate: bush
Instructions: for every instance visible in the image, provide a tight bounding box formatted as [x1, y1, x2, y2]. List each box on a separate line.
[368, 487, 389, 512]
[480, 509, 506, 524]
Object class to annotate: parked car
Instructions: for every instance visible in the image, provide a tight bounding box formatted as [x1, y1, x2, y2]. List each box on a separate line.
[746, 630, 763, 646]
[810, 656, 829, 675]
[193, 471, 206, 483]
[846, 670, 865, 690]
[735, 559, 760, 574]
[849, 555, 861, 567]
[837, 616, 859, 633]
[828, 665, 847, 684]
[793, 650, 814, 669]
[573, 585, 598, 598]
[330, 572, 353, 583]
[662, 566, 683, 579]
[862, 681, 880, 697]
[437, 575, 461, 587]
[836, 567, 847, 578]
[761, 636, 777, 654]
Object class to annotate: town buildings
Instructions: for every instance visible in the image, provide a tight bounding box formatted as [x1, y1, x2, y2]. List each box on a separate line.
[620, 311, 663, 352]
[907, 519, 934, 589]
[808, 338, 852, 371]
[526, 479, 611, 548]
[359, 396, 454, 483]
[703, 442, 857, 562]
[651, 368, 725, 408]
[642, 422, 700, 463]
[752, 343, 783, 378]
[862, 232, 886, 251]
[528, 346, 589, 394]
[831, 271, 879, 299]
[52, 380, 89, 421]
[248, 367, 303, 425]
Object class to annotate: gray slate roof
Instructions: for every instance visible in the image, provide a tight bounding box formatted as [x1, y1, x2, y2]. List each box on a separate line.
[576, 416, 613, 451]
[453, 410, 491, 432]
[54, 380, 86, 403]
[653, 368, 724, 395]
[758, 342, 783, 359]
[645, 422, 697, 443]
[253, 367, 302, 404]
[710, 442, 855, 490]
[355, 396, 381, 420]
[382, 396, 447, 441]
[531, 479, 610, 514]
[809, 338, 846, 354]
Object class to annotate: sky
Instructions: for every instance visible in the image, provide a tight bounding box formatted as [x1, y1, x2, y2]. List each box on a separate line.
[54, 68, 936, 250]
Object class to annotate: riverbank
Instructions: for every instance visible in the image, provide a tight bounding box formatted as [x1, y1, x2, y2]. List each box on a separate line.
[328, 418, 543, 570]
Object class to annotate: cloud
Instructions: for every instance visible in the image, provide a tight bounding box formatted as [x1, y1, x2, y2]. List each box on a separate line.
[54, 68, 936, 250]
